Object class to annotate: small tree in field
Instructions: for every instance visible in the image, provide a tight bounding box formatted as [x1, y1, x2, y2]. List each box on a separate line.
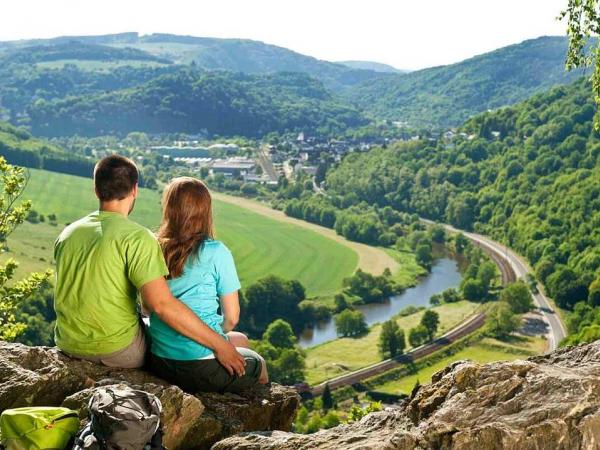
[420, 310, 440, 341]
[0, 158, 51, 341]
[408, 325, 428, 347]
[378, 319, 406, 358]
[263, 319, 296, 349]
[499, 281, 534, 314]
[334, 309, 367, 337]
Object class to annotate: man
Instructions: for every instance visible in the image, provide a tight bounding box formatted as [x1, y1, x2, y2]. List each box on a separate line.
[54, 154, 245, 376]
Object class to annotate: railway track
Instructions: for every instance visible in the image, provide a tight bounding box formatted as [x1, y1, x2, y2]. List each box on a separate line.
[308, 223, 524, 396]
[310, 313, 486, 396]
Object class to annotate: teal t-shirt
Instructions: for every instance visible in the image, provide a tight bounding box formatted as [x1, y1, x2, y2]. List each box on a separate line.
[149, 239, 241, 360]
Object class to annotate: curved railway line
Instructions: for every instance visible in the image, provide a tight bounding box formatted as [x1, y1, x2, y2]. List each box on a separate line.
[309, 222, 566, 395]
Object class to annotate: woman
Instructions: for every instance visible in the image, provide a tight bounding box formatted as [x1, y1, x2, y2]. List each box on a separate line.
[148, 177, 268, 393]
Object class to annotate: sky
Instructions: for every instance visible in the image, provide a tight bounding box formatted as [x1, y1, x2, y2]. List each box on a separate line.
[0, 0, 568, 70]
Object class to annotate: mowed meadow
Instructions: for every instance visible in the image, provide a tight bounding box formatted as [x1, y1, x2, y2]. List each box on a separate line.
[5, 168, 358, 297]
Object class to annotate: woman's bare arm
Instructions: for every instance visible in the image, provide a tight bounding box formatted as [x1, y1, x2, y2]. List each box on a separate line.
[220, 291, 240, 333]
[141, 278, 245, 376]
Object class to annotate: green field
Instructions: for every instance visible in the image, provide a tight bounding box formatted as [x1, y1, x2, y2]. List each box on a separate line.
[304, 300, 480, 385]
[4, 169, 358, 297]
[373, 336, 546, 394]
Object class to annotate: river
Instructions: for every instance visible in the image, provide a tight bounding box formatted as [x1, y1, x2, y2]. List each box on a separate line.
[298, 257, 462, 348]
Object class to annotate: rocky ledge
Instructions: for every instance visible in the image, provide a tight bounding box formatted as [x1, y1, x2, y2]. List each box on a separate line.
[215, 341, 600, 450]
[0, 342, 299, 449]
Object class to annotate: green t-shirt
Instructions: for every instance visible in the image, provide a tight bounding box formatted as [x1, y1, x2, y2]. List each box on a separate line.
[54, 210, 168, 356]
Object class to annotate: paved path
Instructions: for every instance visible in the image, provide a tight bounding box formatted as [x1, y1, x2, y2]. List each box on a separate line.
[424, 220, 566, 351]
[256, 145, 279, 182]
[213, 192, 399, 275]
[310, 221, 566, 394]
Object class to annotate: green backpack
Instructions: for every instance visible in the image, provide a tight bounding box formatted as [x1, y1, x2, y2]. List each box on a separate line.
[0, 407, 80, 450]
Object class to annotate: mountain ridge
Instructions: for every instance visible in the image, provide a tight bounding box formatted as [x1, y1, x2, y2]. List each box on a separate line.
[345, 35, 584, 127]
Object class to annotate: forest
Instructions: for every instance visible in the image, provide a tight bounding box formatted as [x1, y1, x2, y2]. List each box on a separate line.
[344, 36, 584, 128]
[25, 69, 367, 137]
[322, 77, 600, 344]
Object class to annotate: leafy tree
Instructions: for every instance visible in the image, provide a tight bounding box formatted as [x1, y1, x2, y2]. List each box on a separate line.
[342, 269, 396, 304]
[378, 320, 406, 358]
[588, 275, 600, 307]
[14, 282, 55, 346]
[477, 262, 497, 294]
[321, 411, 340, 428]
[0, 158, 52, 341]
[420, 310, 440, 341]
[429, 294, 442, 306]
[263, 319, 296, 349]
[430, 225, 446, 243]
[242, 276, 307, 336]
[442, 288, 461, 303]
[486, 302, 521, 339]
[546, 267, 588, 309]
[499, 281, 534, 314]
[563, 324, 600, 346]
[454, 233, 469, 253]
[408, 325, 428, 347]
[334, 309, 367, 337]
[415, 244, 433, 270]
[462, 279, 485, 301]
[272, 347, 306, 385]
[346, 402, 382, 423]
[254, 340, 306, 385]
[333, 293, 349, 313]
[561, 0, 600, 129]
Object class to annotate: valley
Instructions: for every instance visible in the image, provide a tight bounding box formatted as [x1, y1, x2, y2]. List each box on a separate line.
[0, 16, 596, 440]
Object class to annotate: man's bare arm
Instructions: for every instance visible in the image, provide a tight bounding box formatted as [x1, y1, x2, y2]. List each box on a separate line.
[140, 277, 245, 376]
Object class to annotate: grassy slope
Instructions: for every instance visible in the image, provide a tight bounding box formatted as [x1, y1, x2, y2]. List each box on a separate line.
[304, 300, 479, 385]
[5, 168, 358, 297]
[374, 336, 546, 394]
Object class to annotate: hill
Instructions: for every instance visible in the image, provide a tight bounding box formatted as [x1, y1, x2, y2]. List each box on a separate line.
[0, 41, 171, 65]
[323, 76, 600, 342]
[0, 121, 93, 176]
[0, 33, 383, 92]
[338, 60, 405, 73]
[345, 36, 584, 127]
[26, 69, 367, 137]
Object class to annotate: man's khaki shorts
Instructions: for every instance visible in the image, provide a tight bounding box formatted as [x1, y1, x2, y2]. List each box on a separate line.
[64, 326, 147, 369]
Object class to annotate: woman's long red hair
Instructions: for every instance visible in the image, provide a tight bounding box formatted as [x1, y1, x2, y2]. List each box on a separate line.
[157, 177, 214, 278]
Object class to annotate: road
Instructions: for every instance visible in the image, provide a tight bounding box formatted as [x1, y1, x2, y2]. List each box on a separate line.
[309, 221, 566, 395]
[424, 220, 567, 351]
[311, 313, 486, 396]
[257, 145, 279, 182]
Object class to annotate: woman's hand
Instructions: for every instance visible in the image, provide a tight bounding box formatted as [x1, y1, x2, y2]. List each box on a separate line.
[220, 291, 240, 332]
[214, 339, 246, 376]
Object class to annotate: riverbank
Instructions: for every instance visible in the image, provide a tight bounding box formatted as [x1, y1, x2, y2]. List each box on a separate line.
[299, 256, 461, 348]
[304, 300, 479, 385]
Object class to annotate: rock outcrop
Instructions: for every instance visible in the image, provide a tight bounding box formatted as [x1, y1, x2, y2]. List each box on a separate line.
[214, 341, 600, 450]
[0, 342, 299, 449]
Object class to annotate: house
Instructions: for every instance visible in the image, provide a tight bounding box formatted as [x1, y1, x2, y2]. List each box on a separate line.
[210, 157, 256, 176]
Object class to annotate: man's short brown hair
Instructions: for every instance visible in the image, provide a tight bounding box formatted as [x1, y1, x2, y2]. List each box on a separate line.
[94, 155, 139, 201]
